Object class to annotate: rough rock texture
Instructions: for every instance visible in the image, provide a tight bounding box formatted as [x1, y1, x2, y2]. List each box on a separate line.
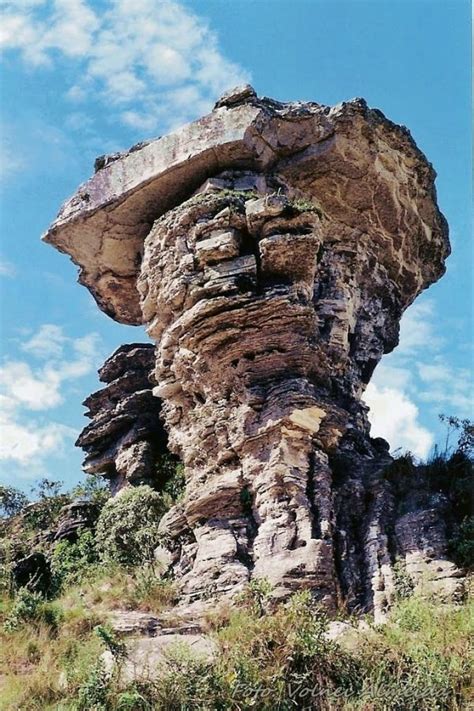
[46, 87, 461, 619]
[43, 86, 448, 325]
[11, 552, 51, 594]
[53, 500, 99, 542]
[102, 633, 216, 684]
[76, 343, 169, 494]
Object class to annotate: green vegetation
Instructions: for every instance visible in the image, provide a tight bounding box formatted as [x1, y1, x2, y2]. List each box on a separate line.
[385, 415, 473, 571]
[0, 578, 471, 710]
[289, 196, 324, 218]
[95, 485, 166, 568]
[0, 423, 471, 709]
[51, 530, 100, 592]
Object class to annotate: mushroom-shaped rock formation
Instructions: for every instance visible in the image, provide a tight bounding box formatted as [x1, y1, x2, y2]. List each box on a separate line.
[46, 87, 458, 618]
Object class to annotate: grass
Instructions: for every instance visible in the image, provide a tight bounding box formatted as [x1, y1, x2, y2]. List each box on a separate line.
[0, 578, 471, 710]
[0, 563, 177, 710]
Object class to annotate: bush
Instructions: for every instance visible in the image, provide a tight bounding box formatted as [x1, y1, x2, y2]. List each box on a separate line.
[77, 659, 110, 711]
[449, 516, 474, 570]
[3, 587, 63, 633]
[392, 560, 415, 600]
[70, 475, 111, 509]
[155, 454, 186, 506]
[95, 486, 166, 567]
[51, 529, 100, 591]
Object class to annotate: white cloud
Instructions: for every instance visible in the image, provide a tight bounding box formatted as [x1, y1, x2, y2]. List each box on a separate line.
[417, 361, 473, 416]
[0, 361, 63, 410]
[395, 300, 442, 355]
[0, 133, 25, 182]
[2, 328, 101, 410]
[363, 296, 472, 458]
[22, 323, 67, 359]
[0, 324, 103, 471]
[0, 417, 76, 467]
[1, 0, 250, 133]
[364, 382, 433, 459]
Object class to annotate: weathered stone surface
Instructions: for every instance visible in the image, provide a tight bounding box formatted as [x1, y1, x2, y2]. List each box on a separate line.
[46, 87, 459, 618]
[11, 552, 51, 594]
[42, 90, 448, 325]
[53, 500, 99, 542]
[102, 633, 216, 683]
[76, 344, 170, 493]
[108, 610, 161, 636]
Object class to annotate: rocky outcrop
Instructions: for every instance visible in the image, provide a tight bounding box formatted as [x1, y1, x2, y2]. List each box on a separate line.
[53, 500, 100, 542]
[11, 552, 51, 594]
[46, 86, 461, 618]
[76, 344, 169, 494]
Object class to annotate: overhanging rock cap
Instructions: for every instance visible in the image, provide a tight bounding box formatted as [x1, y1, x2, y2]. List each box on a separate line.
[42, 85, 449, 325]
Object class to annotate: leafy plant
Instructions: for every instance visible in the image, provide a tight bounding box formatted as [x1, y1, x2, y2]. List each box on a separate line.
[449, 515, 474, 570]
[238, 577, 273, 617]
[95, 485, 166, 567]
[392, 560, 415, 600]
[95, 624, 127, 662]
[3, 587, 62, 633]
[156, 454, 186, 505]
[77, 659, 110, 711]
[51, 529, 100, 591]
[290, 196, 324, 217]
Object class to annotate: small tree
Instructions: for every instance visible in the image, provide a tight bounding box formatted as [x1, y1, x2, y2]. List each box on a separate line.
[0, 486, 29, 518]
[70, 475, 110, 508]
[95, 485, 166, 567]
[33, 478, 63, 499]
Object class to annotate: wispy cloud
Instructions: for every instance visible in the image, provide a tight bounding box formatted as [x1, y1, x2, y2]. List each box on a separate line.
[0, 259, 16, 278]
[0, 324, 103, 473]
[1, 0, 250, 134]
[0, 133, 25, 183]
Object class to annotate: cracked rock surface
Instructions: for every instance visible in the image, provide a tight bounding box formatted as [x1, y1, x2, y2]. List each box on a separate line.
[76, 343, 169, 494]
[47, 87, 460, 618]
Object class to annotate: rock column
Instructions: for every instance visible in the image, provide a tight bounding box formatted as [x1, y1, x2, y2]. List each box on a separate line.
[44, 87, 453, 616]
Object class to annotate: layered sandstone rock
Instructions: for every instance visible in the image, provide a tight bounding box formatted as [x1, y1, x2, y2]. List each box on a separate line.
[76, 343, 169, 494]
[46, 86, 461, 618]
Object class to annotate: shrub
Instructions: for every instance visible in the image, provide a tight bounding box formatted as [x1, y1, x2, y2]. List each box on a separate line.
[155, 454, 186, 506]
[77, 659, 110, 711]
[95, 486, 166, 567]
[392, 560, 415, 600]
[3, 587, 63, 633]
[70, 475, 110, 509]
[116, 688, 150, 710]
[95, 624, 127, 661]
[51, 529, 100, 591]
[22, 494, 70, 532]
[238, 577, 273, 617]
[449, 515, 474, 570]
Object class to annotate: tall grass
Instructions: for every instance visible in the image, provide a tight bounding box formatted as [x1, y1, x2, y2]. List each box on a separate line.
[0, 579, 471, 710]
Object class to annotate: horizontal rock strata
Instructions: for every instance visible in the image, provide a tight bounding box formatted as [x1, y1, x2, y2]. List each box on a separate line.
[48, 86, 460, 618]
[76, 343, 169, 494]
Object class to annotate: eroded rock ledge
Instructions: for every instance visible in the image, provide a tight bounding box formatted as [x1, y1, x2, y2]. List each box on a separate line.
[48, 86, 459, 619]
[76, 343, 169, 494]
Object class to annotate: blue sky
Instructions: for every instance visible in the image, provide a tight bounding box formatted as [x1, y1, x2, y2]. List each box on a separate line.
[0, 0, 472, 492]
